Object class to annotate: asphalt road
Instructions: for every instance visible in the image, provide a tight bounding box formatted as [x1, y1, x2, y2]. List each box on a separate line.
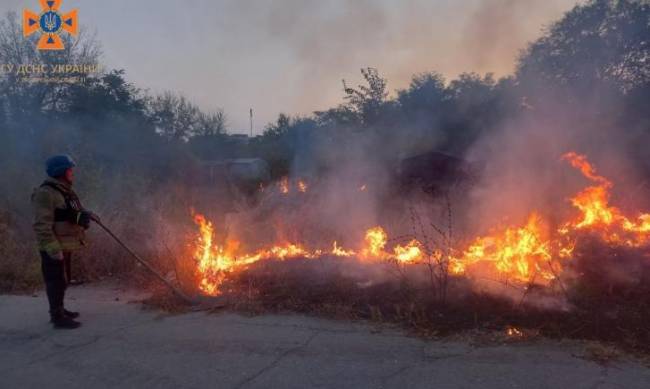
[1, 283, 649, 389]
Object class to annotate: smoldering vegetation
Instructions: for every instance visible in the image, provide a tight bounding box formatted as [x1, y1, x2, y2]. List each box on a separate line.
[1, 1, 650, 353]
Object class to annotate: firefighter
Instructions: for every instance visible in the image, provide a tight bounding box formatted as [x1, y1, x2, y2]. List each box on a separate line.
[31, 155, 97, 329]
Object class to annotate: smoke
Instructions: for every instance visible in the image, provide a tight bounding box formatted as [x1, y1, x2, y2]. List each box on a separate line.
[226, 130, 395, 250]
[465, 90, 644, 233]
[217, 0, 650, 307]
[247, 0, 578, 118]
[455, 65, 650, 306]
[0, 0, 580, 130]
[460, 0, 576, 74]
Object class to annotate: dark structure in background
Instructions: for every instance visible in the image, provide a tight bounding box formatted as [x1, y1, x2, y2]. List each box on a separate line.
[399, 151, 478, 197]
[189, 158, 272, 222]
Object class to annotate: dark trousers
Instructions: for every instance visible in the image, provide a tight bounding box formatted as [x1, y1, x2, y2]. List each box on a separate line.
[40, 251, 71, 318]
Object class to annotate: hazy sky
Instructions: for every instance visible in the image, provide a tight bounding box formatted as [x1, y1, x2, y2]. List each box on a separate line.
[2, 0, 580, 133]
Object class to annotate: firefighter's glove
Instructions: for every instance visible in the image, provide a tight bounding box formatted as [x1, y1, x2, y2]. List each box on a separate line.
[76, 210, 93, 229]
[89, 212, 101, 224]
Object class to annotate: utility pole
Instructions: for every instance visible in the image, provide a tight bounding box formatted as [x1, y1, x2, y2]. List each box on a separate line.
[249, 108, 253, 138]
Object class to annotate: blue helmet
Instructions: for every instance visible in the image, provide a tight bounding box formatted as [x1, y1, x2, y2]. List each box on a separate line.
[46, 155, 76, 178]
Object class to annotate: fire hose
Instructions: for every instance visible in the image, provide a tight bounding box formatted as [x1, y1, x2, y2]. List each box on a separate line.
[93, 219, 197, 305]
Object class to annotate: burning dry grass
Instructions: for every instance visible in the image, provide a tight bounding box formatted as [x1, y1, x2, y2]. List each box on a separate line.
[211, 251, 650, 354]
[188, 153, 650, 300]
[146, 248, 650, 356]
[142, 152, 650, 355]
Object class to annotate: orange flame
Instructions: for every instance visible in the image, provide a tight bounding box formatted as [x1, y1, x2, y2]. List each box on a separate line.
[360, 226, 388, 259]
[393, 240, 424, 263]
[191, 152, 650, 295]
[331, 241, 355, 257]
[297, 179, 308, 193]
[506, 326, 524, 338]
[453, 213, 555, 283]
[279, 177, 289, 194]
[562, 152, 650, 246]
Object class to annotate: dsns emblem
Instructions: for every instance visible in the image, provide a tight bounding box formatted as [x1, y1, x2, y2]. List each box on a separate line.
[23, 0, 78, 51]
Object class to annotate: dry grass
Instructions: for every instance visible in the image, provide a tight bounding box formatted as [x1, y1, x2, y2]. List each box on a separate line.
[579, 343, 623, 365]
[141, 252, 650, 357]
[0, 211, 41, 293]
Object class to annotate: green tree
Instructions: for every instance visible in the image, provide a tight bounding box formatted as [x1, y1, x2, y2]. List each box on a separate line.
[398, 72, 446, 114]
[441, 73, 500, 153]
[343, 67, 389, 127]
[263, 113, 292, 138]
[194, 109, 227, 137]
[149, 92, 199, 141]
[313, 105, 359, 129]
[63, 70, 147, 122]
[517, 0, 650, 93]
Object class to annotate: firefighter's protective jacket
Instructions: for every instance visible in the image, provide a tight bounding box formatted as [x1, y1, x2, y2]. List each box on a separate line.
[31, 178, 86, 255]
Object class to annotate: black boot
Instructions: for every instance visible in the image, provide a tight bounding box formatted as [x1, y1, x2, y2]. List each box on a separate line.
[63, 309, 80, 318]
[51, 314, 81, 329]
[42, 251, 79, 328]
